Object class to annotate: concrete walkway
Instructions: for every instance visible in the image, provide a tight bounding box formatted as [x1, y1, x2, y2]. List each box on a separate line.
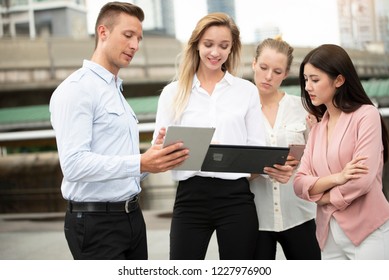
[0, 210, 285, 260]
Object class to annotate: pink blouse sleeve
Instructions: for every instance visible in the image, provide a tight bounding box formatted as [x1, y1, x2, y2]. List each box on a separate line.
[330, 106, 384, 211]
[293, 124, 323, 202]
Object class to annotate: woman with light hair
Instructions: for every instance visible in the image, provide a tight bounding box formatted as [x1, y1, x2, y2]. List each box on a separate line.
[153, 13, 292, 260]
[250, 37, 321, 260]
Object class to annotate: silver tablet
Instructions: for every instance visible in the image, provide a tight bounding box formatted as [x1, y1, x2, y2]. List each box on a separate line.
[163, 126, 215, 171]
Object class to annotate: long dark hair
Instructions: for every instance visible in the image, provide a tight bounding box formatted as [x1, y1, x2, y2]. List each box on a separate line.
[299, 44, 389, 162]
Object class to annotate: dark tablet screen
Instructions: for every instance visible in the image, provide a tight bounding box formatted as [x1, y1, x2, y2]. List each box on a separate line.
[201, 144, 289, 173]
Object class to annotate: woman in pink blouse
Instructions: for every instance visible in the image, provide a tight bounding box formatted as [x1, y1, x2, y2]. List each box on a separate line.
[294, 44, 389, 260]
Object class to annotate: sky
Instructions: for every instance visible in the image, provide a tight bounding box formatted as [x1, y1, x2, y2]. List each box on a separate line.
[86, 0, 340, 47]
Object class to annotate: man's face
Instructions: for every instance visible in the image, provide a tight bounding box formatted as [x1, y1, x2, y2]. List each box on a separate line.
[99, 13, 143, 75]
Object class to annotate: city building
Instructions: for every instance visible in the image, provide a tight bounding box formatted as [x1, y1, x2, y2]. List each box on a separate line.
[0, 0, 88, 39]
[337, 0, 389, 53]
[134, 0, 175, 37]
[0, 0, 176, 39]
[376, 0, 389, 53]
[253, 25, 281, 43]
[207, 0, 236, 20]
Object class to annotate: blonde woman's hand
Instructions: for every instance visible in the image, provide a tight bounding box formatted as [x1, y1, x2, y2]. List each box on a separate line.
[285, 155, 299, 170]
[153, 127, 168, 145]
[264, 164, 294, 184]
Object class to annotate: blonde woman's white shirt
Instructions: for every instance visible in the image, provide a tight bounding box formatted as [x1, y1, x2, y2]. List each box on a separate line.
[250, 93, 316, 231]
[153, 71, 266, 181]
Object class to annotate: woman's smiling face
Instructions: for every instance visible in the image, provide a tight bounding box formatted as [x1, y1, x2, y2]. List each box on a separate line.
[197, 25, 232, 72]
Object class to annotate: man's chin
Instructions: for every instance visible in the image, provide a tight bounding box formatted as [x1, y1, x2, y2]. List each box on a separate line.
[120, 60, 132, 68]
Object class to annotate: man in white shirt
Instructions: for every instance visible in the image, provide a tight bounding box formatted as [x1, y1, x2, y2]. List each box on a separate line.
[49, 2, 188, 260]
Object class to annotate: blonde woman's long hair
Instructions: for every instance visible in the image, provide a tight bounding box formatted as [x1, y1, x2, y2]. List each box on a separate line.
[172, 13, 242, 121]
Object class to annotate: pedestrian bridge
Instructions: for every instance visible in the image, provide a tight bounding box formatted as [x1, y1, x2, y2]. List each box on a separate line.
[1, 36, 389, 154]
[1, 78, 389, 141]
[1, 36, 389, 92]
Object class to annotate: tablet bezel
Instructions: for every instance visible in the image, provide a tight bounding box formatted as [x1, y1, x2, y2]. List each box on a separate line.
[201, 144, 289, 173]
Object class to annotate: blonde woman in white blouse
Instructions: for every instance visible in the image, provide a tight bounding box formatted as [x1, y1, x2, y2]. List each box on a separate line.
[250, 37, 321, 260]
[153, 13, 294, 260]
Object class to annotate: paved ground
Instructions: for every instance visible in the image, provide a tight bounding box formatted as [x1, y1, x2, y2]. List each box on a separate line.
[0, 210, 285, 260]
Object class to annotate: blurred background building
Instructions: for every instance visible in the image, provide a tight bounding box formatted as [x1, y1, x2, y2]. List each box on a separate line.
[133, 0, 175, 37]
[1, 0, 388, 54]
[207, 0, 235, 20]
[253, 25, 281, 44]
[0, 0, 176, 38]
[0, 0, 88, 39]
[338, 0, 389, 53]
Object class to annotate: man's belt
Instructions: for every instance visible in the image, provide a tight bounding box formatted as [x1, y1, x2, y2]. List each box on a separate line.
[67, 195, 139, 213]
